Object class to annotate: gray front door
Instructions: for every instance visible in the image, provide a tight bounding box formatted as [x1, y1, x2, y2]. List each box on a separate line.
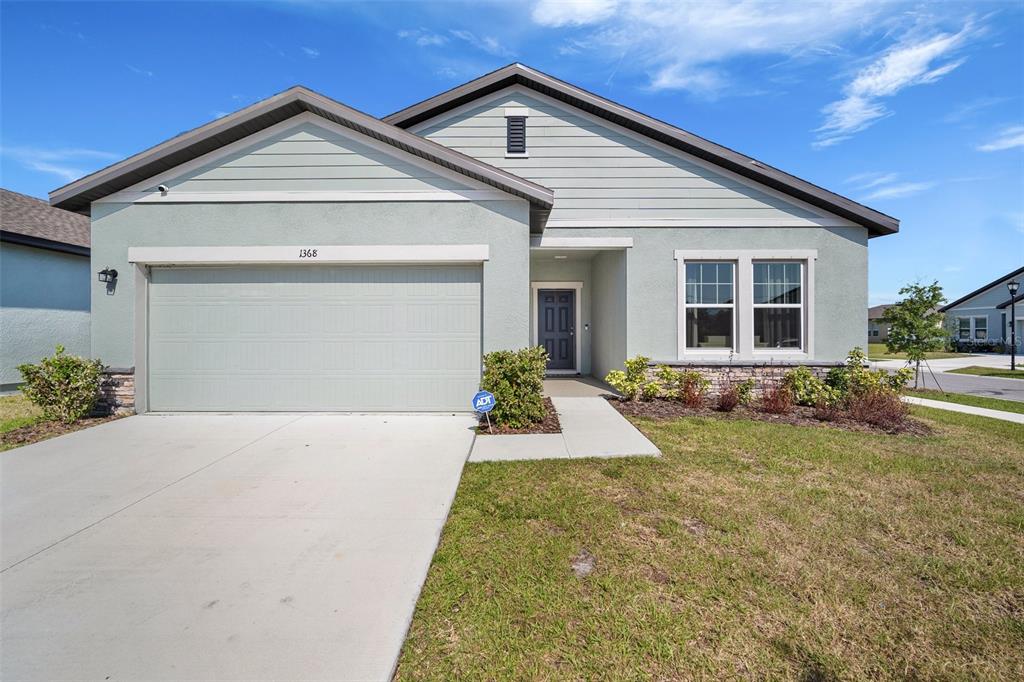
[538, 289, 575, 371]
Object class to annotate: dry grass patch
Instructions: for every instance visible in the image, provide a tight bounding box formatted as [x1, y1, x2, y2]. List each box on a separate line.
[397, 407, 1024, 681]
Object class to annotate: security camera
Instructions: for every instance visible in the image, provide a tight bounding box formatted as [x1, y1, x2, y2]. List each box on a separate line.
[157, 184, 169, 194]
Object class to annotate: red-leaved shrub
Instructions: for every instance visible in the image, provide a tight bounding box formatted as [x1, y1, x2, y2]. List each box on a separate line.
[761, 383, 794, 415]
[847, 388, 908, 430]
[717, 384, 740, 412]
[813, 397, 843, 422]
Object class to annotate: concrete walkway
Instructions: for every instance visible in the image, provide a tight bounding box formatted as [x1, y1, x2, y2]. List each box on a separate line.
[1, 413, 476, 681]
[904, 396, 1024, 424]
[470, 396, 660, 462]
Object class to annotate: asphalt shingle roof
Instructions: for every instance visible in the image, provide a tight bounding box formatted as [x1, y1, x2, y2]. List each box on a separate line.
[1, 188, 90, 249]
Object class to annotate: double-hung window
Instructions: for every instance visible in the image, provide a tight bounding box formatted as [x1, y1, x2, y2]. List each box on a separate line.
[753, 261, 803, 350]
[957, 316, 988, 340]
[683, 262, 734, 350]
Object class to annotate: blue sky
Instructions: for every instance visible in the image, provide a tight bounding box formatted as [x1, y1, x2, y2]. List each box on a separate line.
[2, 0, 1022, 304]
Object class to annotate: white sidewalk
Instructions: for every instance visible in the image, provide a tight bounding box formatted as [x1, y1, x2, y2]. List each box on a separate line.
[903, 396, 1024, 424]
[470, 396, 660, 462]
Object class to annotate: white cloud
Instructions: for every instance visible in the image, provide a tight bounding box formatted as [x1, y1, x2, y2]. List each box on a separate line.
[529, 0, 883, 96]
[864, 181, 936, 200]
[210, 110, 231, 119]
[127, 64, 154, 77]
[943, 96, 1009, 124]
[815, 22, 975, 147]
[532, 0, 618, 27]
[977, 125, 1024, 152]
[397, 28, 448, 47]
[1, 146, 120, 183]
[449, 29, 513, 58]
[846, 171, 900, 190]
[301, 46, 320, 58]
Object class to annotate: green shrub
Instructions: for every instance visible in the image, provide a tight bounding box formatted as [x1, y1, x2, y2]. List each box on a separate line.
[826, 347, 912, 399]
[480, 346, 548, 428]
[18, 345, 103, 424]
[783, 366, 840, 407]
[606, 356, 659, 401]
[736, 378, 755, 405]
[654, 365, 710, 406]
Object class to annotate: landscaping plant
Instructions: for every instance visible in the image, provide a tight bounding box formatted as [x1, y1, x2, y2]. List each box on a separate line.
[654, 365, 709, 407]
[784, 366, 839, 407]
[605, 356, 659, 401]
[881, 281, 947, 388]
[716, 384, 740, 412]
[18, 345, 103, 424]
[480, 346, 548, 428]
[760, 383, 794, 414]
[735, 378, 755, 405]
[847, 388, 910, 430]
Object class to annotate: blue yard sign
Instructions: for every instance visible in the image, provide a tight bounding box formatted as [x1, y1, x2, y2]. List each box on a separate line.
[472, 390, 496, 413]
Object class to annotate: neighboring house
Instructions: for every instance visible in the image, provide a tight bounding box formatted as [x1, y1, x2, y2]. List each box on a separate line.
[0, 189, 91, 391]
[49, 64, 898, 414]
[868, 304, 892, 342]
[939, 265, 1024, 352]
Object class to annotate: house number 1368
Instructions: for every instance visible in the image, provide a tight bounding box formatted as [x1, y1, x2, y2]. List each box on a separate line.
[299, 248, 318, 258]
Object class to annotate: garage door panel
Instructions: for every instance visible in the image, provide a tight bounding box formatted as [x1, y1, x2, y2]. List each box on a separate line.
[148, 265, 481, 411]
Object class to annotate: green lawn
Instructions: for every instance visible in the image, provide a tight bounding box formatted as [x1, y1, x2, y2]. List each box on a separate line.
[947, 365, 1024, 380]
[867, 342, 961, 361]
[397, 408, 1024, 680]
[0, 394, 43, 434]
[906, 389, 1024, 415]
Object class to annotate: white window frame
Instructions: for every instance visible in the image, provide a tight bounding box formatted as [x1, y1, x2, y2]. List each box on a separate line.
[752, 260, 805, 353]
[675, 249, 816, 361]
[956, 316, 988, 341]
[681, 260, 736, 354]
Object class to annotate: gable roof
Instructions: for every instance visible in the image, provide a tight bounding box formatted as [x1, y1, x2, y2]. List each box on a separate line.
[868, 304, 892, 319]
[384, 63, 900, 238]
[996, 293, 1024, 310]
[48, 85, 554, 229]
[940, 265, 1024, 312]
[1, 188, 90, 255]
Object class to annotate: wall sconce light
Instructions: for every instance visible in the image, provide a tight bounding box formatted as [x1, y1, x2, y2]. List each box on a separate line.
[98, 268, 118, 284]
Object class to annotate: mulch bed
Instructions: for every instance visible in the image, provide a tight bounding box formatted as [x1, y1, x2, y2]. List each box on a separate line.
[477, 397, 562, 435]
[1, 414, 124, 450]
[607, 396, 932, 436]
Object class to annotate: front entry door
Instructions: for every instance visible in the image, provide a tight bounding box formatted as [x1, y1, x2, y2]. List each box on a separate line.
[538, 289, 575, 371]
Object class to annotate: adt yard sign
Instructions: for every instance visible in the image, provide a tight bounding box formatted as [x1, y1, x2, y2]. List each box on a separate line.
[473, 390, 496, 413]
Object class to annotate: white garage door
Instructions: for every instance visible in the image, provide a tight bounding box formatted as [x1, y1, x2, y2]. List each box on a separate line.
[147, 264, 481, 411]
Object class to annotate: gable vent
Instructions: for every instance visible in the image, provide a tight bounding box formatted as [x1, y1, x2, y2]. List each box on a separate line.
[506, 116, 526, 154]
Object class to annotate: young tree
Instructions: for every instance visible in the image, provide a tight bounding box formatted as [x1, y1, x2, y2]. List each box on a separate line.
[881, 281, 947, 388]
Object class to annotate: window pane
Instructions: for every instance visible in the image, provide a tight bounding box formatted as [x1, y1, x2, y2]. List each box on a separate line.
[975, 317, 987, 340]
[684, 262, 733, 304]
[754, 308, 802, 348]
[753, 261, 801, 304]
[958, 318, 971, 331]
[701, 284, 716, 303]
[702, 263, 717, 283]
[686, 308, 733, 348]
[719, 284, 733, 304]
[686, 264, 700, 284]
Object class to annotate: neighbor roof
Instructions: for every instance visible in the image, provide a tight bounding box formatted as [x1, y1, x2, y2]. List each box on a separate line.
[49, 85, 554, 229]
[868, 304, 892, 319]
[385, 63, 900, 237]
[1, 188, 90, 255]
[996, 293, 1024, 310]
[939, 266, 1024, 312]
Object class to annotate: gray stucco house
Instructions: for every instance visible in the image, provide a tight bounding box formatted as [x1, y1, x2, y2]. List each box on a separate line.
[49, 64, 898, 413]
[868, 304, 892, 342]
[939, 266, 1024, 352]
[1, 189, 91, 391]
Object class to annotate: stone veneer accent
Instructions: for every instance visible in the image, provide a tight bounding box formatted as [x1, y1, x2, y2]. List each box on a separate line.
[647, 361, 839, 397]
[96, 367, 135, 415]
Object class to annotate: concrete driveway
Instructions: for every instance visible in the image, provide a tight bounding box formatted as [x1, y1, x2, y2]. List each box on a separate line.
[1, 413, 476, 681]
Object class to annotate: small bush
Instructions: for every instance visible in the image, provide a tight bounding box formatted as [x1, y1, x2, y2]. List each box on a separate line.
[736, 378, 755, 405]
[783, 366, 839, 406]
[761, 383, 794, 415]
[717, 384, 740, 412]
[679, 371, 710, 408]
[813, 397, 843, 422]
[481, 346, 548, 428]
[606, 356, 658, 401]
[847, 388, 909, 430]
[826, 348, 912, 399]
[18, 345, 103, 424]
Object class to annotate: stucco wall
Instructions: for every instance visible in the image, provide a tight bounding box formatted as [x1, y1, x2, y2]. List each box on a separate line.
[590, 249, 628, 380]
[0, 242, 91, 386]
[89, 200, 531, 368]
[543, 225, 869, 364]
